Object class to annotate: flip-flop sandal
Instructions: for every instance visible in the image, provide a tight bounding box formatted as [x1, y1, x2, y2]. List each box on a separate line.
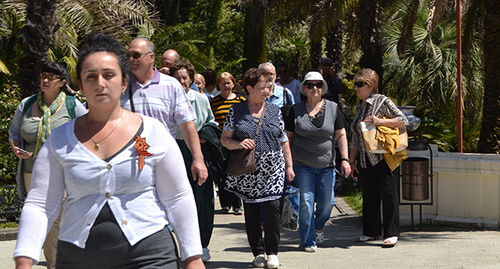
[383, 236, 398, 247]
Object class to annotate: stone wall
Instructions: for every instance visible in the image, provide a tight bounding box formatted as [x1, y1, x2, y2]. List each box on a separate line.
[400, 145, 500, 228]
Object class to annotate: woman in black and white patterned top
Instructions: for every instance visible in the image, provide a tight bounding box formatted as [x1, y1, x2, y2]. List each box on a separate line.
[221, 68, 294, 269]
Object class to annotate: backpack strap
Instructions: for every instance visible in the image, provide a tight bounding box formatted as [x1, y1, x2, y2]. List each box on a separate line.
[65, 95, 76, 119]
[22, 94, 38, 114]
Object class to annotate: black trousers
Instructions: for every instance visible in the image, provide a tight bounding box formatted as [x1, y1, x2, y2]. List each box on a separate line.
[190, 178, 215, 248]
[218, 177, 242, 209]
[243, 199, 281, 256]
[359, 159, 400, 238]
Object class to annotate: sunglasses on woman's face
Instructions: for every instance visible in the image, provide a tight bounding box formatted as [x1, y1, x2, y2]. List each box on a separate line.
[305, 82, 323, 89]
[40, 73, 61, 81]
[354, 81, 367, 88]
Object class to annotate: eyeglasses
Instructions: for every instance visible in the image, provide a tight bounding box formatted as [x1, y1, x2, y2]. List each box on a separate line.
[40, 73, 61, 81]
[277, 70, 287, 75]
[305, 82, 323, 89]
[354, 81, 367, 88]
[127, 51, 151, 60]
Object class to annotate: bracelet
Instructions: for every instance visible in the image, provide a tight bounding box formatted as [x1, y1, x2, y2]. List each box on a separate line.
[341, 158, 349, 163]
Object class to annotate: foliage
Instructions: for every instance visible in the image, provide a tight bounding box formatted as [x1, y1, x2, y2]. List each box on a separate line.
[382, 1, 483, 151]
[152, 0, 245, 77]
[0, 81, 21, 185]
[268, 23, 311, 77]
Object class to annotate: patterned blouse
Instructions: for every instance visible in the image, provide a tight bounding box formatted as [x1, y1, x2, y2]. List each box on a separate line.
[350, 93, 408, 168]
[223, 101, 288, 203]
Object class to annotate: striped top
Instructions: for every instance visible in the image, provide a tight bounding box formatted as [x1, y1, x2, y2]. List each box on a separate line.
[210, 94, 246, 128]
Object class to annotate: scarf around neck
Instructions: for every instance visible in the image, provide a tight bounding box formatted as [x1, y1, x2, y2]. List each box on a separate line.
[34, 91, 66, 157]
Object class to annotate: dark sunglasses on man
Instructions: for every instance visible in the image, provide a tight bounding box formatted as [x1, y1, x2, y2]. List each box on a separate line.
[127, 51, 151, 60]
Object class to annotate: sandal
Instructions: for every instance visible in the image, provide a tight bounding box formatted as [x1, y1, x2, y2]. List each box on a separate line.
[356, 235, 380, 242]
[383, 236, 398, 247]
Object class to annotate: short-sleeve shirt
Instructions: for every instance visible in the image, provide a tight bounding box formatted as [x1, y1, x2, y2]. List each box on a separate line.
[121, 68, 195, 137]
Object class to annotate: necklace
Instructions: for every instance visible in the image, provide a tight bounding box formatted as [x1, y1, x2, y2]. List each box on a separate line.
[86, 109, 123, 151]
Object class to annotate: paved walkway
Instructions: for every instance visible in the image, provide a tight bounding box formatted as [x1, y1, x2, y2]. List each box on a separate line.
[1, 197, 500, 268]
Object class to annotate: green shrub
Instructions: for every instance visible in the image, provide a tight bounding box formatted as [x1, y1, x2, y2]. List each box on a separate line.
[0, 81, 21, 185]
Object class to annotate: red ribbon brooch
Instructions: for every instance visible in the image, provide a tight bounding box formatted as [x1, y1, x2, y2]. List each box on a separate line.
[134, 134, 153, 171]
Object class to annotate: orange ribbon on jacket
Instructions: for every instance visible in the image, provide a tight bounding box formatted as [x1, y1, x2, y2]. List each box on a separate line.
[134, 134, 153, 171]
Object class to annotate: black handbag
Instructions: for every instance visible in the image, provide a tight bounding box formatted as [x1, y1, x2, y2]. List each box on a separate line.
[225, 103, 267, 176]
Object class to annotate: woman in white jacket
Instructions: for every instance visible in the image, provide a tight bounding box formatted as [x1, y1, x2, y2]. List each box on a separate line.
[13, 33, 204, 269]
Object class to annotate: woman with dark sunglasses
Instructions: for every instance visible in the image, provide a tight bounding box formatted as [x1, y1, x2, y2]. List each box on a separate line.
[9, 61, 87, 268]
[348, 68, 408, 247]
[284, 71, 351, 252]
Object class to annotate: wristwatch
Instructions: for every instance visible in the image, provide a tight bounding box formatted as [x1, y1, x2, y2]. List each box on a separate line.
[341, 158, 349, 163]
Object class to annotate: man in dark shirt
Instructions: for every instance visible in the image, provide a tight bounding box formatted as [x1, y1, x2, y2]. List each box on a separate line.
[319, 57, 347, 104]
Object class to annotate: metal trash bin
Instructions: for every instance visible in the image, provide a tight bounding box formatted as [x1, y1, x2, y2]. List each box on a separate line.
[402, 157, 429, 201]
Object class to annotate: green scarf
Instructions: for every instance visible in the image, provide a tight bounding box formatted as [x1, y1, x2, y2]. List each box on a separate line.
[34, 91, 66, 158]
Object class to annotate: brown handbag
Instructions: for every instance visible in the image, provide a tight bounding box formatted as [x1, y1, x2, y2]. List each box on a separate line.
[225, 103, 267, 176]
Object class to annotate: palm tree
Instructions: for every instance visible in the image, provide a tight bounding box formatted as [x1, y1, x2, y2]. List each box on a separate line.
[16, 0, 58, 97]
[478, 0, 500, 153]
[13, 0, 159, 97]
[383, 1, 483, 125]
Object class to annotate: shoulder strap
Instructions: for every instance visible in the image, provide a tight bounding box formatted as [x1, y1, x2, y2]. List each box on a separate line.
[283, 88, 288, 106]
[22, 94, 38, 114]
[254, 102, 268, 138]
[127, 83, 135, 112]
[65, 95, 76, 119]
[372, 95, 389, 116]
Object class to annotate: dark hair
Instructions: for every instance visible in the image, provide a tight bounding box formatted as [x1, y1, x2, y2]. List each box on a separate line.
[201, 69, 217, 86]
[41, 62, 72, 95]
[76, 33, 129, 81]
[242, 68, 265, 89]
[169, 59, 195, 83]
[276, 61, 289, 70]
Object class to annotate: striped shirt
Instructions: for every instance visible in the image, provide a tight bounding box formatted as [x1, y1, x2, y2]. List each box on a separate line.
[210, 94, 246, 128]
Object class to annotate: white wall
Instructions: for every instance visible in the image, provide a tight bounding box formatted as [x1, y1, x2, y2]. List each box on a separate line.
[399, 145, 500, 228]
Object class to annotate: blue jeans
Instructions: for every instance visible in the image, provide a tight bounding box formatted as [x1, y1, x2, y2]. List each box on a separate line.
[294, 164, 335, 247]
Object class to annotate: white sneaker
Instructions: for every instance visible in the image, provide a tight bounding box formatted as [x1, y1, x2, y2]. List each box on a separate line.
[304, 245, 317, 252]
[316, 230, 325, 245]
[201, 247, 211, 262]
[267, 254, 280, 268]
[252, 254, 266, 268]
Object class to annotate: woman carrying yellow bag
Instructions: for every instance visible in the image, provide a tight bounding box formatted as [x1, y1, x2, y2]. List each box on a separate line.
[348, 68, 408, 247]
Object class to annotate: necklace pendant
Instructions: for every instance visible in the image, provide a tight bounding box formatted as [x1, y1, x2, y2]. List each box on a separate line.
[93, 143, 100, 151]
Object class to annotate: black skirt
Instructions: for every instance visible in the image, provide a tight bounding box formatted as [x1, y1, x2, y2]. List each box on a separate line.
[56, 203, 179, 269]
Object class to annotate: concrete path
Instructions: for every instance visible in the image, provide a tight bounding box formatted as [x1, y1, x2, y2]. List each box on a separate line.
[1, 197, 500, 268]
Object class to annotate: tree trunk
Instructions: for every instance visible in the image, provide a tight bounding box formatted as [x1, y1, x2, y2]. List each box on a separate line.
[357, 0, 384, 93]
[242, 0, 268, 71]
[17, 0, 58, 98]
[478, 0, 500, 153]
[326, 20, 344, 71]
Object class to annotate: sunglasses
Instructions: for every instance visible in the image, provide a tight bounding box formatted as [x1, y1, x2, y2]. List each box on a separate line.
[40, 73, 61, 81]
[354, 81, 367, 88]
[305, 82, 323, 89]
[127, 51, 151, 60]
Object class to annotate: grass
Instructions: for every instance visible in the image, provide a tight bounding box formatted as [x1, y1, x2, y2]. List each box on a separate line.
[342, 190, 363, 216]
[0, 221, 18, 229]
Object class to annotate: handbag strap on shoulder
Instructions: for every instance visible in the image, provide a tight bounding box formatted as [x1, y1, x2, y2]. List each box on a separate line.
[254, 102, 267, 138]
[371, 95, 389, 116]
